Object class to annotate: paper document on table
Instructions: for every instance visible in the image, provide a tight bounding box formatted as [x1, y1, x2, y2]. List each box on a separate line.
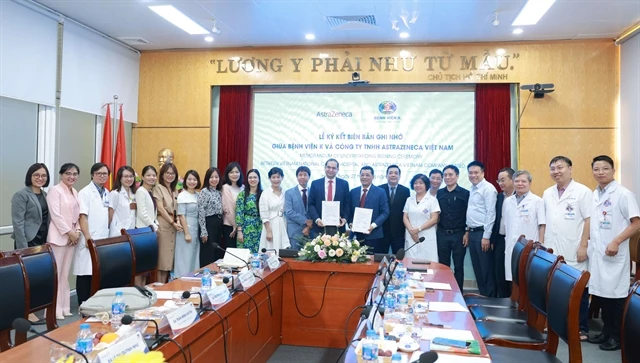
[322, 201, 341, 226]
[411, 351, 490, 363]
[351, 207, 373, 233]
[421, 328, 474, 341]
[427, 301, 469, 312]
[155, 291, 176, 300]
[422, 282, 452, 290]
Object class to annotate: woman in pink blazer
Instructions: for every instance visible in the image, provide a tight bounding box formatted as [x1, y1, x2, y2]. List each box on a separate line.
[46, 163, 81, 320]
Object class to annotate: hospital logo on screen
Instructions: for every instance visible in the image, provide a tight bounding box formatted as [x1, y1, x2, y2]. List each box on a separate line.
[378, 101, 397, 115]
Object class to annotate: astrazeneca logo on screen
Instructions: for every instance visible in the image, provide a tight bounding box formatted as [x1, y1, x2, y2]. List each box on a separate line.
[253, 91, 475, 190]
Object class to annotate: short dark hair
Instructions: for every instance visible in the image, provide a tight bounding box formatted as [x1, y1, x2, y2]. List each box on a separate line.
[113, 166, 137, 193]
[467, 161, 485, 171]
[498, 167, 515, 178]
[203, 167, 222, 190]
[90, 163, 110, 181]
[325, 158, 339, 169]
[592, 155, 614, 168]
[183, 170, 202, 190]
[59, 163, 80, 176]
[222, 162, 244, 186]
[428, 169, 443, 178]
[443, 165, 459, 175]
[386, 164, 401, 175]
[159, 163, 179, 192]
[410, 174, 429, 190]
[549, 156, 572, 167]
[360, 166, 374, 175]
[296, 166, 311, 177]
[268, 167, 284, 178]
[25, 163, 50, 188]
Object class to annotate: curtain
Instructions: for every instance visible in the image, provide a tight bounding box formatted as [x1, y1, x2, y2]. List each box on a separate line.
[217, 86, 252, 174]
[475, 84, 512, 189]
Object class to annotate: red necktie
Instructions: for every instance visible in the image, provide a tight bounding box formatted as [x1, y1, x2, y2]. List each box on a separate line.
[359, 188, 368, 208]
[327, 180, 333, 201]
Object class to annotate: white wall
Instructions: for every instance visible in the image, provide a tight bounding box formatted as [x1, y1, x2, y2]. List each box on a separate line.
[619, 33, 640, 198]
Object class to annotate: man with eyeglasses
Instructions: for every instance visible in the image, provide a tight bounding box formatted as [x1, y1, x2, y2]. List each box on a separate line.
[493, 167, 515, 298]
[436, 165, 470, 292]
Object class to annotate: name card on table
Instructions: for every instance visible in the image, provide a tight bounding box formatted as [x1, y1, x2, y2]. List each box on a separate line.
[238, 270, 256, 289]
[96, 332, 148, 363]
[163, 302, 200, 334]
[206, 283, 231, 305]
[266, 254, 280, 270]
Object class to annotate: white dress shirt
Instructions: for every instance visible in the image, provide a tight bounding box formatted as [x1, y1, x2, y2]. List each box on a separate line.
[466, 179, 498, 239]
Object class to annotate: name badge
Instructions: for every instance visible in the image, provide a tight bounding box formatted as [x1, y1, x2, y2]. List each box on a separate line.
[206, 283, 231, 305]
[599, 221, 611, 229]
[103, 199, 110, 208]
[96, 332, 148, 363]
[163, 302, 199, 335]
[564, 212, 576, 220]
[520, 209, 530, 216]
[267, 254, 280, 270]
[238, 270, 256, 289]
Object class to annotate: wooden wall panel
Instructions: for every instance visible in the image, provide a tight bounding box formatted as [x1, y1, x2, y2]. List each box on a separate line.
[132, 127, 210, 177]
[519, 128, 616, 195]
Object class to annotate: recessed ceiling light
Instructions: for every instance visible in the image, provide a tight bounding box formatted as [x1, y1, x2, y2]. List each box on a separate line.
[319, 53, 329, 58]
[399, 50, 411, 58]
[496, 48, 506, 56]
[149, 5, 209, 35]
[204, 36, 213, 42]
[305, 33, 315, 40]
[512, 0, 556, 26]
[399, 32, 409, 39]
[513, 28, 524, 35]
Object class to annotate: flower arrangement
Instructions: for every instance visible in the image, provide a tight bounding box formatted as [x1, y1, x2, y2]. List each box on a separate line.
[298, 233, 370, 263]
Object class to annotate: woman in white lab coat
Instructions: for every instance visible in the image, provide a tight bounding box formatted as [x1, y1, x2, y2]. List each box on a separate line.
[74, 163, 111, 306]
[500, 170, 545, 281]
[108, 166, 137, 237]
[403, 174, 440, 261]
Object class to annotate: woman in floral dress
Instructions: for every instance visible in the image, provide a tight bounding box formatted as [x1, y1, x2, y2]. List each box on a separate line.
[236, 169, 263, 253]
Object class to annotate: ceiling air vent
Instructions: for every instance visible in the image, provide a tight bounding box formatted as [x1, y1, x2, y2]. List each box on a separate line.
[325, 15, 378, 30]
[118, 37, 152, 45]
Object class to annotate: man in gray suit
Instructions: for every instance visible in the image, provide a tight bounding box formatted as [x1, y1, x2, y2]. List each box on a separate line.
[285, 166, 312, 249]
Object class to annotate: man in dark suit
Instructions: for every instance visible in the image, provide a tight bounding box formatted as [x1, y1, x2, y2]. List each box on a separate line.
[307, 158, 350, 236]
[493, 167, 515, 298]
[348, 166, 390, 253]
[284, 166, 312, 249]
[378, 165, 410, 254]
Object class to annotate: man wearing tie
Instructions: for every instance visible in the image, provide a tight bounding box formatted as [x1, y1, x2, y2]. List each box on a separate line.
[348, 166, 390, 253]
[379, 165, 410, 254]
[307, 158, 350, 236]
[284, 166, 312, 249]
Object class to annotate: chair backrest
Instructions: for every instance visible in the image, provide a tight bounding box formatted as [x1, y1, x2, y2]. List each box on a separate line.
[525, 247, 563, 329]
[121, 227, 158, 277]
[630, 230, 639, 282]
[622, 281, 640, 363]
[511, 237, 534, 308]
[545, 262, 590, 363]
[0, 255, 29, 352]
[12, 245, 58, 312]
[88, 236, 136, 296]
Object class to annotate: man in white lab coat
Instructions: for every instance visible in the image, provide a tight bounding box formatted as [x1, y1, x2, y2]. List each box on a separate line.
[587, 155, 640, 351]
[501, 170, 545, 282]
[542, 156, 591, 340]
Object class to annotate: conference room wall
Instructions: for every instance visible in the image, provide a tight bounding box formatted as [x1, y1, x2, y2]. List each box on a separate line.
[135, 40, 619, 196]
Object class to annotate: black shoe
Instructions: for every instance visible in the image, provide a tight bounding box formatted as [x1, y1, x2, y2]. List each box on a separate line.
[587, 333, 609, 344]
[599, 338, 621, 351]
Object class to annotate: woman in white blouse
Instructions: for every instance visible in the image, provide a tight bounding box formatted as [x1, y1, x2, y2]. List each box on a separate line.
[403, 174, 440, 260]
[135, 165, 159, 231]
[109, 166, 137, 237]
[259, 167, 290, 251]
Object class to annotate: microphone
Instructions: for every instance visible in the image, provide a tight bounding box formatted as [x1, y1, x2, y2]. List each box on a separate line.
[182, 291, 205, 314]
[121, 314, 167, 349]
[222, 276, 238, 294]
[261, 248, 277, 254]
[418, 351, 439, 363]
[13, 318, 89, 363]
[404, 236, 425, 254]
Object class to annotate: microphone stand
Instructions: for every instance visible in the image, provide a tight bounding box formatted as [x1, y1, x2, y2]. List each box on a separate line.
[370, 248, 405, 330]
[13, 318, 89, 363]
[404, 236, 425, 254]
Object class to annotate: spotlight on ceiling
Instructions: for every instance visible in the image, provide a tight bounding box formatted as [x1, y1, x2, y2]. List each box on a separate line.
[513, 28, 524, 35]
[204, 36, 213, 42]
[211, 20, 221, 34]
[399, 32, 409, 39]
[492, 12, 500, 27]
[305, 33, 315, 40]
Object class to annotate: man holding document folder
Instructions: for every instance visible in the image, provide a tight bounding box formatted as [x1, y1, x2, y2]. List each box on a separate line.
[348, 166, 390, 253]
[307, 159, 351, 236]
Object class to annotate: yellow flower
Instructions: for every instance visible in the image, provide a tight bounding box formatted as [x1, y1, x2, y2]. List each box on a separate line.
[352, 251, 360, 257]
[332, 240, 339, 246]
[331, 235, 339, 242]
[336, 248, 344, 257]
[351, 255, 358, 263]
[324, 239, 332, 247]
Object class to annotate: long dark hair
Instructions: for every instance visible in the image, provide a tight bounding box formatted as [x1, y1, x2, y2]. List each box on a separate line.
[203, 167, 222, 191]
[159, 163, 179, 192]
[141, 165, 157, 210]
[244, 169, 263, 214]
[112, 166, 137, 194]
[222, 162, 244, 187]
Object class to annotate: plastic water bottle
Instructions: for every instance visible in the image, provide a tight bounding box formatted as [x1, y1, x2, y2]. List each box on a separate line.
[384, 285, 397, 314]
[391, 353, 402, 362]
[201, 268, 213, 291]
[361, 329, 379, 363]
[397, 283, 409, 314]
[110, 291, 125, 329]
[395, 263, 407, 283]
[250, 253, 263, 275]
[76, 323, 93, 353]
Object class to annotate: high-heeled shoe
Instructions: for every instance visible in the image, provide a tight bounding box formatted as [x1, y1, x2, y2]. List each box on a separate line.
[56, 314, 65, 320]
[63, 311, 73, 317]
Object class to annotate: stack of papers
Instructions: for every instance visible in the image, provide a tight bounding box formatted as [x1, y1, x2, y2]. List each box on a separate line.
[426, 301, 469, 312]
[422, 282, 452, 290]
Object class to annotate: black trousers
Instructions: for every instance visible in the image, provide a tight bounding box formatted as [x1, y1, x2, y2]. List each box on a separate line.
[389, 236, 404, 255]
[76, 275, 92, 306]
[436, 229, 467, 293]
[222, 224, 237, 252]
[595, 295, 626, 340]
[468, 230, 496, 297]
[201, 215, 223, 267]
[492, 234, 511, 298]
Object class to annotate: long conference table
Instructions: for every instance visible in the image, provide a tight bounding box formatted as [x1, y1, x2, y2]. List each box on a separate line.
[0, 258, 490, 362]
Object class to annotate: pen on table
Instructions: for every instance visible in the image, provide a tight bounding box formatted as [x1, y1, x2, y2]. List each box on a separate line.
[425, 322, 451, 329]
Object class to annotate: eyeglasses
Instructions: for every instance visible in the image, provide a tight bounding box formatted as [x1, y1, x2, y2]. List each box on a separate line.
[32, 174, 48, 179]
[64, 172, 79, 177]
[94, 172, 109, 177]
